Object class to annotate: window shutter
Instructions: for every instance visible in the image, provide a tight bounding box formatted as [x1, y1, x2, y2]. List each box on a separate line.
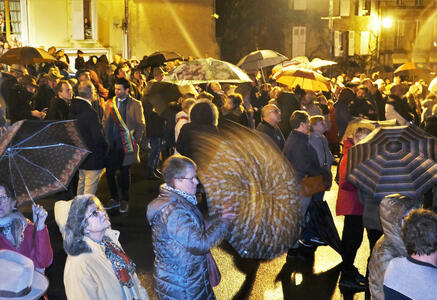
[360, 31, 370, 55]
[292, 26, 306, 57]
[72, 0, 84, 40]
[294, 0, 307, 10]
[348, 31, 355, 56]
[340, 0, 350, 17]
[334, 31, 341, 57]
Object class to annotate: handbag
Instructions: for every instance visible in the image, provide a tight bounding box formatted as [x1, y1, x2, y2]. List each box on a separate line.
[206, 251, 221, 287]
[300, 175, 326, 197]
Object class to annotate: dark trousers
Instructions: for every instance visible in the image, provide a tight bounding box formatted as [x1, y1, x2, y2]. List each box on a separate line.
[341, 214, 383, 275]
[106, 148, 131, 202]
[147, 137, 161, 173]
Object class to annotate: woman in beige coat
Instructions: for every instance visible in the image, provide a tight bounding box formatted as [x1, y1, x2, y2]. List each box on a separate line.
[55, 195, 148, 300]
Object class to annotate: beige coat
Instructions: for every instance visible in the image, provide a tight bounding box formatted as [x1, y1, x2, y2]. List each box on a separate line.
[102, 96, 146, 166]
[64, 229, 148, 300]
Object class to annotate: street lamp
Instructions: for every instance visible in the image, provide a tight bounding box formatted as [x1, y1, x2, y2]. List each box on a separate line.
[382, 17, 393, 29]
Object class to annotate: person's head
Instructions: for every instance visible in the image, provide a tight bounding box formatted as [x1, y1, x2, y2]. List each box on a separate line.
[302, 90, 317, 105]
[113, 54, 121, 65]
[45, 67, 63, 88]
[356, 85, 368, 99]
[0, 184, 16, 219]
[77, 80, 96, 101]
[76, 69, 91, 82]
[390, 84, 407, 98]
[353, 127, 372, 144]
[270, 86, 282, 100]
[402, 209, 437, 257]
[196, 91, 214, 102]
[181, 98, 196, 113]
[47, 46, 56, 56]
[225, 93, 243, 110]
[152, 67, 166, 81]
[56, 80, 73, 102]
[9, 64, 28, 78]
[338, 87, 356, 104]
[162, 155, 199, 195]
[310, 115, 326, 134]
[209, 82, 222, 93]
[114, 64, 129, 79]
[189, 100, 219, 126]
[114, 77, 130, 99]
[289, 110, 310, 134]
[132, 69, 143, 81]
[20, 75, 38, 94]
[261, 104, 281, 126]
[64, 195, 110, 256]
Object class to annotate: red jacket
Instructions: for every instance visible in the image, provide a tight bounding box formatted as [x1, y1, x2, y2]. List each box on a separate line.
[336, 138, 364, 216]
[0, 219, 53, 269]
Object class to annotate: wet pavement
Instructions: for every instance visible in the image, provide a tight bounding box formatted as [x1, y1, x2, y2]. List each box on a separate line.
[30, 155, 370, 300]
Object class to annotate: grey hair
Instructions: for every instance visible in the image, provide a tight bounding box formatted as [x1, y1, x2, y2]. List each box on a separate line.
[63, 194, 99, 256]
[77, 80, 95, 100]
[162, 155, 197, 187]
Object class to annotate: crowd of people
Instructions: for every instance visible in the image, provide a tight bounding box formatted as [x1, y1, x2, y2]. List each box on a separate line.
[0, 46, 437, 299]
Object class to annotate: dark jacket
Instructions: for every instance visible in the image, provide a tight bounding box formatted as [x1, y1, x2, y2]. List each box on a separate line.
[46, 96, 69, 120]
[69, 97, 108, 170]
[276, 92, 300, 138]
[284, 130, 324, 181]
[147, 187, 229, 300]
[349, 97, 377, 120]
[34, 83, 55, 111]
[219, 106, 249, 127]
[7, 84, 36, 124]
[334, 88, 354, 139]
[256, 120, 285, 150]
[386, 94, 414, 123]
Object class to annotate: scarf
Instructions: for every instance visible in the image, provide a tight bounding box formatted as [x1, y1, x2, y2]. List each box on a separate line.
[101, 236, 136, 288]
[0, 218, 25, 249]
[108, 97, 136, 154]
[162, 184, 197, 206]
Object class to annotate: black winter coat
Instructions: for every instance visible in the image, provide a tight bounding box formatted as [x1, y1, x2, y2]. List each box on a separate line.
[256, 121, 285, 150]
[46, 96, 69, 120]
[69, 98, 108, 170]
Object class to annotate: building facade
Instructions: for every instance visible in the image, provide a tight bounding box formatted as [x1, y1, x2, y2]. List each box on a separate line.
[0, 0, 219, 69]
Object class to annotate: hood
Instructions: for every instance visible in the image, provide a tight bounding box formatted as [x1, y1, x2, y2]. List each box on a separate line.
[146, 186, 178, 224]
[379, 194, 420, 241]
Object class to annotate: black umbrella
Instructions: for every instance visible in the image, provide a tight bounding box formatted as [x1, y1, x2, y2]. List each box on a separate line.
[138, 51, 183, 69]
[347, 125, 437, 200]
[144, 82, 197, 116]
[0, 120, 90, 205]
[304, 199, 341, 254]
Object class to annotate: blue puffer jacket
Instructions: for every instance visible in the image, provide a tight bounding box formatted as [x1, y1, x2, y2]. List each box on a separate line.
[147, 187, 230, 300]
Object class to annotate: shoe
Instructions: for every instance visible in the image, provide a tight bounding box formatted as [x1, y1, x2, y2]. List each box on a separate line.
[104, 198, 120, 210]
[339, 274, 367, 292]
[119, 200, 129, 213]
[352, 269, 367, 284]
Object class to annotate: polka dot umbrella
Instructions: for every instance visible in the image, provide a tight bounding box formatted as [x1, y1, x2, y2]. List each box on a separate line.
[347, 125, 437, 200]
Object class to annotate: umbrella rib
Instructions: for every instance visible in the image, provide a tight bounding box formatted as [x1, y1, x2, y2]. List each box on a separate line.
[14, 120, 73, 147]
[12, 143, 84, 151]
[13, 153, 67, 190]
[9, 155, 34, 202]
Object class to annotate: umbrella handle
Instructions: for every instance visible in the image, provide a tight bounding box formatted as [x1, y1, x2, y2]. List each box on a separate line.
[32, 203, 38, 246]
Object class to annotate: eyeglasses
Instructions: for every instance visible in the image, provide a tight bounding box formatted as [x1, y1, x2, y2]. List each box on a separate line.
[84, 207, 105, 222]
[176, 176, 198, 182]
[0, 196, 10, 204]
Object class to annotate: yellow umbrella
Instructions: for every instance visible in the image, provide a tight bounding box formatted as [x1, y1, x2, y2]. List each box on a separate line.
[273, 66, 331, 92]
[394, 62, 432, 74]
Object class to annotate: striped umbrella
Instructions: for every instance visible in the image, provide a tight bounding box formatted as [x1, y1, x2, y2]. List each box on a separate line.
[273, 66, 331, 92]
[237, 49, 288, 71]
[347, 125, 437, 200]
[394, 62, 432, 74]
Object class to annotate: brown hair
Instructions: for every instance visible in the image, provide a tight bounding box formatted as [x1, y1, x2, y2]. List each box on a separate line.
[402, 209, 437, 256]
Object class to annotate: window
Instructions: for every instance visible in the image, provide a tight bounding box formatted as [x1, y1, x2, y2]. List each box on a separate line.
[348, 31, 355, 56]
[360, 31, 370, 55]
[292, 26, 306, 57]
[395, 20, 405, 49]
[72, 0, 97, 40]
[416, 0, 424, 5]
[340, 0, 350, 17]
[355, 0, 370, 16]
[397, 0, 405, 5]
[0, 0, 22, 43]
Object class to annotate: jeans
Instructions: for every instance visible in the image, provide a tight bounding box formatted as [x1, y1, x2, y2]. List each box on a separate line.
[106, 148, 131, 202]
[147, 137, 162, 173]
[77, 169, 103, 195]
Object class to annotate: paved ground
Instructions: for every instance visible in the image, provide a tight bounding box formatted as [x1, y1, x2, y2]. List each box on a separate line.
[29, 154, 371, 300]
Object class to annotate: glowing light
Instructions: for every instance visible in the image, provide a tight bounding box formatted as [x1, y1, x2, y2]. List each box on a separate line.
[163, 0, 201, 58]
[382, 17, 393, 29]
[434, 41, 437, 47]
[291, 272, 303, 286]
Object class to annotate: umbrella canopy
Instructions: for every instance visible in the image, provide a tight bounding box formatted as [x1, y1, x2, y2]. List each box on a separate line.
[429, 77, 437, 94]
[273, 66, 331, 92]
[144, 82, 197, 116]
[309, 58, 337, 69]
[341, 118, 397, 142]
[347, 125, 437, 200]
[0, 47, 58, 65]
[0, 120, 90, 205]
[162, 58, 252, 86]
[394, 62, 432, 74]
[196, 122, 302, 259]
[237, 49, 288, 71]
[139, 51, 184, 68]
